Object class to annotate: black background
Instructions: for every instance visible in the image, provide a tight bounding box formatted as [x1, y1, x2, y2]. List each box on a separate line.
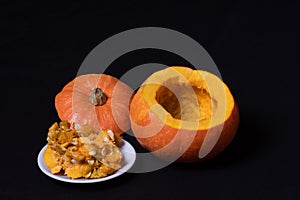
[1, 0, 300, 199]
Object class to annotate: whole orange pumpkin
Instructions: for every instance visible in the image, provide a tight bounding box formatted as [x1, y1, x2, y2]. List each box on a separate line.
[130, 66, 239, 162]
[55, 74, 133, 134]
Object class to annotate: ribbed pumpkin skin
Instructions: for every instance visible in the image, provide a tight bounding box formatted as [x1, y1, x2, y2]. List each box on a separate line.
[55, 74, 133, 134]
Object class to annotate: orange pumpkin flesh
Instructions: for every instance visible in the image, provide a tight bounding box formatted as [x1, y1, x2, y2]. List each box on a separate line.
[55, 74, 133, 134]
[130, 66, 239, 162]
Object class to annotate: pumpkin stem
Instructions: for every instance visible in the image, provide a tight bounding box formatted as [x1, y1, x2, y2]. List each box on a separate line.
[89, 88, 107, 106]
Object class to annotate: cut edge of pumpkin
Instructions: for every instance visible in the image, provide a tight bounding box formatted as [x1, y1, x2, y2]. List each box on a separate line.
[140, 66, 235, 130]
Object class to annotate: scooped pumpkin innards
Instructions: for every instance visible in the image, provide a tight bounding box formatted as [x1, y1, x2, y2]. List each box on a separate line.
[44, 121, 123, 179]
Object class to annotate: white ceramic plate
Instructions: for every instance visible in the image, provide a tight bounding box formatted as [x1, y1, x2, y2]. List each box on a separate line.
[37, 140, 136, 183]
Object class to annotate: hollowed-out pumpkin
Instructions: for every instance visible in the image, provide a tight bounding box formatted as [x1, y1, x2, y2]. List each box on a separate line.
[130, 66, 239, 162]
[55, 74, 133, 134]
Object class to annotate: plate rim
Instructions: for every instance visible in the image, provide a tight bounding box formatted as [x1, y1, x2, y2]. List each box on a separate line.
[37, 139, 136, 183]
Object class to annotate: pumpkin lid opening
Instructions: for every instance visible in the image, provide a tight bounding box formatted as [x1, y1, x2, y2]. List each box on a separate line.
[141, 66, 234, 130]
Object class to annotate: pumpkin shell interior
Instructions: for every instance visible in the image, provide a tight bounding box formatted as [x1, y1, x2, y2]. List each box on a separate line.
[141, 67, 234, 130]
